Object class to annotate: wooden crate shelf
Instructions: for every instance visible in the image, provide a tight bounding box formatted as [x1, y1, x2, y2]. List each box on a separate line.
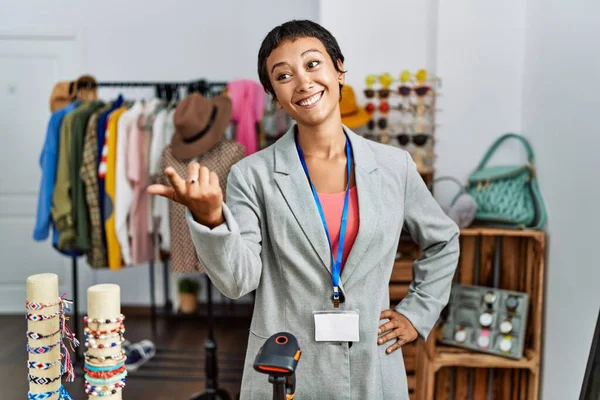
[429, 345, 539, 371]
[411, 227, 546, 400]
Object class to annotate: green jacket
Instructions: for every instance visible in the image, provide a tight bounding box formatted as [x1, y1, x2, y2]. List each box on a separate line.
[72, 101, 105, 251]
[52, 101, 103, 250]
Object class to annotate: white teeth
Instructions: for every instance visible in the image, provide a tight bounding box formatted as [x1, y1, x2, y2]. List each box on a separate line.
[298, 92, 322, 106]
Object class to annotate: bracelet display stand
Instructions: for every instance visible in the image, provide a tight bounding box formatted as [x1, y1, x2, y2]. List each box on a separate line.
[85, 284, 126, 399]
[26, 273, 62, 400]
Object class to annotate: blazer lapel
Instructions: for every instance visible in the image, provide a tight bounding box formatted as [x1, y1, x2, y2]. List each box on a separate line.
[340, 127, 381, 284]
[273, 127, 332, 274]
[272, 125, 383, 283]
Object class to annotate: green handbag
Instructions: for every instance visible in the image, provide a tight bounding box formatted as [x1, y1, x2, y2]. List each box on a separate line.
[466, 133, 547, 230]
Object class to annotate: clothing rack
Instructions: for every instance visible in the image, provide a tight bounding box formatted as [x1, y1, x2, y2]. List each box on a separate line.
[67, 78, 245, 399]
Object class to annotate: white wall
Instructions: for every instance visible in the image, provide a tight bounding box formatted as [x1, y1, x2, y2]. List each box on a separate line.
[521, 0, 600, 398]
[0, 0, 319, 310]
[320, 0, 528, 205]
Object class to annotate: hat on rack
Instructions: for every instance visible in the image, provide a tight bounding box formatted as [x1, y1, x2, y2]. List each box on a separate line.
[171, 93, 232, 160]
[49, 81, 76, 112]
[74, 74, 98, 100]
[339, 85, 370, 129]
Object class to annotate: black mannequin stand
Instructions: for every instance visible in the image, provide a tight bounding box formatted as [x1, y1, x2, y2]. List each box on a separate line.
[189, 275, 232, 400]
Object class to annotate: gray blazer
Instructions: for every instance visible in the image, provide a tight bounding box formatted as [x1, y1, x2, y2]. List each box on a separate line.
[186, 125, 460, 399]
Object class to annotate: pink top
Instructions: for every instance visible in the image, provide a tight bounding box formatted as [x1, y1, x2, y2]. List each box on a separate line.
[317, 186, 360, 274]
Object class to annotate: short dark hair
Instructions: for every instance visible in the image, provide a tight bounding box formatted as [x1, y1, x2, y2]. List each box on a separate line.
[257, 20, 345, 98]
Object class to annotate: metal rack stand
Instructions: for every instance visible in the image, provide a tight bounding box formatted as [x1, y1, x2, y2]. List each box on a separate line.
[66, 78, 247, 399]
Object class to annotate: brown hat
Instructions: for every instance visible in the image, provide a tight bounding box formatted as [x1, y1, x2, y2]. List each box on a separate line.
[49, 81, 75, 112]
[74, 74, 98, 101]
[171, 93, 232, 160]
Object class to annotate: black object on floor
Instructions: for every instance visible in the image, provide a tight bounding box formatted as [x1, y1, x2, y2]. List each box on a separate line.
[188, 274, 232, 400]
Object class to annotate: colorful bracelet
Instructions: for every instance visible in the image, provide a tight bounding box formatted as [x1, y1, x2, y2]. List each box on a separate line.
[26, 311, 60, 321]
[85, 371, 127, 386]
[27, 339, 61, 354]
[85, 337, 125, 349]
[84, 349, 126, 363]
[84, 314, 125, 325]
[84, 323, 125, 336]
[84, 329, 125, 340]
[28, 374, 61, 385]
[28, 359, 61, 370]
[84, 365, 127, 380]
[27, 328, 60, 340]
[28, 385, 72, 400]
[85, 381, 125, 396]
[84, 361, 125, 372]
[26, 299, 60, 310]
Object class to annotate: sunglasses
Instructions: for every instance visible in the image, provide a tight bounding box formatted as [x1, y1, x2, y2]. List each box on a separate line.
[394, 133, 432, 147]
[397, 85, 432, 97]
[367, 118, 389, 130]
[365, 101, 390, 115]
[364, 88, 391, 99]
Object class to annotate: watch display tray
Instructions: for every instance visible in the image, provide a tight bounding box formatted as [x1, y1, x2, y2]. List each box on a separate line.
[440, 283, 529, 360]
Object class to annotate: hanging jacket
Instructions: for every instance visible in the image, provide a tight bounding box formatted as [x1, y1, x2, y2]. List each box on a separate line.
[33, 102, 82, 257]
[80, 104, 113, 268]
[227, 79, 265, 156]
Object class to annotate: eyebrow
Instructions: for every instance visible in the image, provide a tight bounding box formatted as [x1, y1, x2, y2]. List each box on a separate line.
[270, 48, 324, 74]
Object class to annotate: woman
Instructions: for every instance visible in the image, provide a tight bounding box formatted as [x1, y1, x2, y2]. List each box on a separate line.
[148, 20, 460, 400]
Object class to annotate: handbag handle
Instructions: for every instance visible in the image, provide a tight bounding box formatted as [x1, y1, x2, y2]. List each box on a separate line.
[432, 176, 466, 193]
[430, 176, 468, 207]
[476, 133, 535, 171]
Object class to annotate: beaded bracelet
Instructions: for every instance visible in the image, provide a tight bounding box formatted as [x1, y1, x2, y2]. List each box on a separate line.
[26, 311, 60, 321]
[25, 299, 60, 310]
[84, 349, 126, 362]
[28, 374, 61, 385]
[84, 329, 125, 340]
[28, 385, 72, 400]
[84, 380, 126, 391]
[27, 328, 60, 340]
[84, 371, 127, 386]
[84, 323, 125, 336]
[85, 337, 125, 349]
[27, 339, 61, 354]
[85, 381, 125, 396]
[84, 314, 125, 325]
[28, 359, 61, 370]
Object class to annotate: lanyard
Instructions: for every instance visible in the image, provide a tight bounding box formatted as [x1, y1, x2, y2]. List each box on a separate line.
[295, 132, 352, 307]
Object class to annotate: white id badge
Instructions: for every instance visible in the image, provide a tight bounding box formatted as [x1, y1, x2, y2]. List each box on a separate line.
[313, 310, 360, 342]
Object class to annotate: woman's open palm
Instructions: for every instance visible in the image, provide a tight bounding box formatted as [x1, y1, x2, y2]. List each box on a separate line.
[147, 162, 225, 228]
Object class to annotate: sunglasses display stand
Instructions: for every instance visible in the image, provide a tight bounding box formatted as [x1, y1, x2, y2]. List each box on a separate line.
[440, 283, 529, 360]
[361, 69, 439, 172]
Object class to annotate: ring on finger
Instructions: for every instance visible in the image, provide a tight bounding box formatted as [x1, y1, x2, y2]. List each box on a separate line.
[189, 178, 198, 184]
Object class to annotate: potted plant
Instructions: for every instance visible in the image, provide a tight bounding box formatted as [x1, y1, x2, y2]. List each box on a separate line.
[178, 278, 200, 314]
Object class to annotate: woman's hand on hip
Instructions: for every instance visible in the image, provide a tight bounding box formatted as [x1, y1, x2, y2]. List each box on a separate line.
[377, 309, 418, 354]
[147, 162, 224, 228]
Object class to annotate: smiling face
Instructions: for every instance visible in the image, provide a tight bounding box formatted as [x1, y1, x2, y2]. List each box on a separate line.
[266, 37, 345, 128]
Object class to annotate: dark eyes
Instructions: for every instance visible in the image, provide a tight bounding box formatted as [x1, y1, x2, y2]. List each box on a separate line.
[307, 60, 321, 69]
[275, 60, 321, 81]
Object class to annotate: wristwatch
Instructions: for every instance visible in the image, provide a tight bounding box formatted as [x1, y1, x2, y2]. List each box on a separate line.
[477, 329, 490, 349]
[483, 291, 496, 307]
[500, 318, 513, 334]
[499, 335, 513, 353]
[506, 295, 519, 312]
[479, 311, 493, 328]
[454, 326, 467, 343]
